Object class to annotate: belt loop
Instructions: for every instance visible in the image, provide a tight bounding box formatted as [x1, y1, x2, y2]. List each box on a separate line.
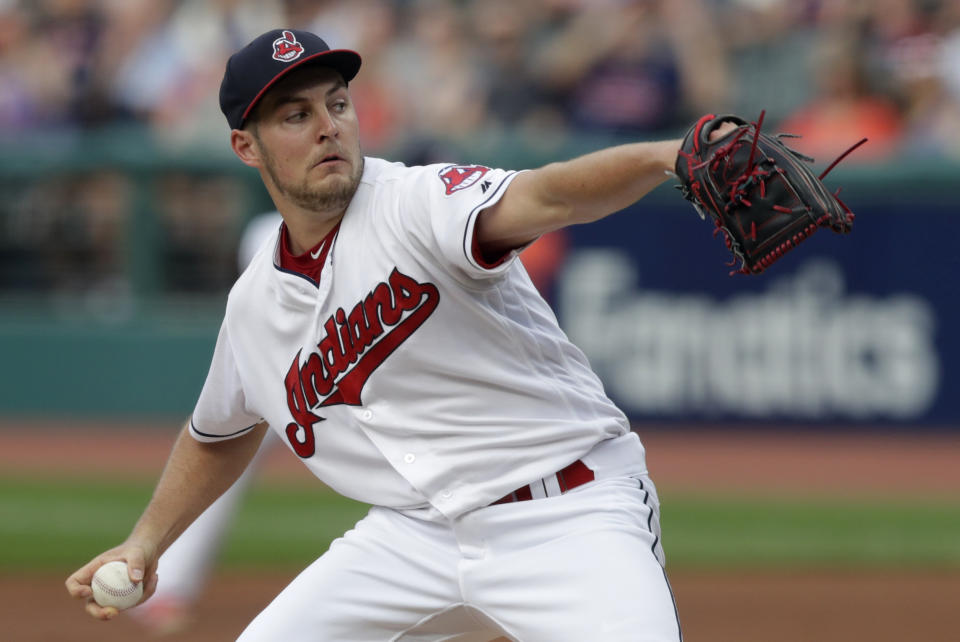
[556, 470, 568, 493]
[529, 480, 547, 500]
[543, 474, 563, 497]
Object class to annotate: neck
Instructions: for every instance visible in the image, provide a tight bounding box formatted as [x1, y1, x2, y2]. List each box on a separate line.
[281, 209, 345, 255]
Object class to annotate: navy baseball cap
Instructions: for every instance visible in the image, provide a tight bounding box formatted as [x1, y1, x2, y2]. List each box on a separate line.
[219, 29, 362, 130]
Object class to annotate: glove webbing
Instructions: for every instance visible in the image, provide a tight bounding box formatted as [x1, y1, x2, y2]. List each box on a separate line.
[682, 111, 866, 275]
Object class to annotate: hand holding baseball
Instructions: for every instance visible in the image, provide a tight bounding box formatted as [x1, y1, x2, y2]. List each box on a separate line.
[91, 561, 143, 610]
[65, 546, 157, 620]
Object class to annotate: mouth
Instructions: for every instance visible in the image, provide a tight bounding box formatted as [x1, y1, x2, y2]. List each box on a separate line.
[314, 154, 345, 168]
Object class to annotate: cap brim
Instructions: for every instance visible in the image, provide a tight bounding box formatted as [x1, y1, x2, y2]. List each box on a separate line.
[240, 49, 362, 128]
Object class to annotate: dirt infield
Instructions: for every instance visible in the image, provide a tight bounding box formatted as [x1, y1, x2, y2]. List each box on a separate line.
[4, 419, 960, 495]
[2, 420, 959, 641]
[10, 569, 959, 642]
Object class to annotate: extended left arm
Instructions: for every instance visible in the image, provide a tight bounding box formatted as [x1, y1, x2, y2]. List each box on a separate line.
[475, 139, 681, 257]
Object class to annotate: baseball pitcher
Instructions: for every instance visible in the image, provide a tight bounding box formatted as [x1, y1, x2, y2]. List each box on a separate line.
[66, 28, 798, 641]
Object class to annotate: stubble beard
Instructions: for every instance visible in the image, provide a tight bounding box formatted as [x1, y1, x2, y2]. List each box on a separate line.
[262, 145, 364, 215]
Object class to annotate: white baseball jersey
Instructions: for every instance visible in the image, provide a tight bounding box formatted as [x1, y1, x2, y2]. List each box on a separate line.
[190, 157, 631, 519]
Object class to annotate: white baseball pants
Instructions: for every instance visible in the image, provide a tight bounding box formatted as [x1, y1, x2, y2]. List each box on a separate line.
[238, 454, 681, 641]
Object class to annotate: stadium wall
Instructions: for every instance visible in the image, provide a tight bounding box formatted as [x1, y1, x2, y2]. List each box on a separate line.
[0, 135, 956, 426]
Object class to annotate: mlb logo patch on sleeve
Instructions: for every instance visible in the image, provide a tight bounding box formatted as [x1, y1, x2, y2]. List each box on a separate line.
[438, 164, 490, 196]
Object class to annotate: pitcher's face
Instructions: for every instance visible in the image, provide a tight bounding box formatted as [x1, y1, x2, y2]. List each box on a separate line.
[250, 67, 363, 215]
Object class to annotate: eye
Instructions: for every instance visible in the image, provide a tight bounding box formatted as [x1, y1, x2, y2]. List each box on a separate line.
[331, 99, 348, 113]
[285, 110, 308, 123]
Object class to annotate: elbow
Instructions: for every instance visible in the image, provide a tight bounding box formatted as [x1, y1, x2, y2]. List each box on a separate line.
[532, 170, 580, 228]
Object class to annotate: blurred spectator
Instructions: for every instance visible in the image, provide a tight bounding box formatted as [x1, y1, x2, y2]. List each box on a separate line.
[384, 0, 488, 144]
[718, 0, 821, 125]
[532, 0, 728, 137]
[0, 4, 40, 129]
[940, 4, 960, 106]
[867, 0, 960, 158]
[94, 0, 179, 126]
[105, 0, 285, 147]
[777, 33, 904, 163]
[468, 0, 556, 131]
[0, 0, 112, 130]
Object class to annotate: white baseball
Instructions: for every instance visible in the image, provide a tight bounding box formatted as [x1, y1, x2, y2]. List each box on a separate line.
[91, 561, 143, 610]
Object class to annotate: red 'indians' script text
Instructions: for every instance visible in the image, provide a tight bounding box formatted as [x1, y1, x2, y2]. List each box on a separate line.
[284, 268, 439, 457]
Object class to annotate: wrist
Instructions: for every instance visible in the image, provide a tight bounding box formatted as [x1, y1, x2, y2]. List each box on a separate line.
[659, 139, 682, 174]
[127, 519, 169, 559]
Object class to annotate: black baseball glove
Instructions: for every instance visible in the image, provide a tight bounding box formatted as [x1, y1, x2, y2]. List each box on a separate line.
[674, 112, 865, 274]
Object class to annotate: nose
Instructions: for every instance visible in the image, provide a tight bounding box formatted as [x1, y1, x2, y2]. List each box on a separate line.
[314, 107, 339, 141]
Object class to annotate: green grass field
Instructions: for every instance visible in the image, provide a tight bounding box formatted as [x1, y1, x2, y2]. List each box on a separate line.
[2, 474, 958, 572]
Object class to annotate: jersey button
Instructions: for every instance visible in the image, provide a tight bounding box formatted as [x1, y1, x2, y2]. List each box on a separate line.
[440, 490, 453, 499]
[361, 409, 373, 421]
[403, 453, 416, 464]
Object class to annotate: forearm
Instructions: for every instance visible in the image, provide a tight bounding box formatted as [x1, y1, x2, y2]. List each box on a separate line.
[477, 139, 681, 254]
[538, 139, 681, 225]
[127, 422, 267, 558]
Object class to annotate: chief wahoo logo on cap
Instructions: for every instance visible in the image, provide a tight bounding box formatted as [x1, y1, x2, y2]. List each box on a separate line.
[272, 30, 305, 62]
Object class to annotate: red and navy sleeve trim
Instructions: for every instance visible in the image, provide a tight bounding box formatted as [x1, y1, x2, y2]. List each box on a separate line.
[470, 230, 511, 269]
[461, 171, 519, 270]
[189, 418, 258, 440]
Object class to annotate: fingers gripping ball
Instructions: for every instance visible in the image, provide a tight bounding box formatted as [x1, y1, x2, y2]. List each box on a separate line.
[674, 111, 866, 275]
[91, 561, 143, 610]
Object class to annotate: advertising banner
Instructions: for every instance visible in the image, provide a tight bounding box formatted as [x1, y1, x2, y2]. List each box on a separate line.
[555, 194, 957, 427]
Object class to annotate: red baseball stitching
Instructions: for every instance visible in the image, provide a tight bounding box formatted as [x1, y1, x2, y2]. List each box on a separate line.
[93, 575, 139, 597]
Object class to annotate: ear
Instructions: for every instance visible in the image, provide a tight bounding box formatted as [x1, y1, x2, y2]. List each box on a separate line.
[231, 129, 262, 168]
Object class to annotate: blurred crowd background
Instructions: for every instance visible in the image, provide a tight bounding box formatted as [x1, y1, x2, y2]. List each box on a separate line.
[1, 0, 959, 302]
[4, 0, 960, 155]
